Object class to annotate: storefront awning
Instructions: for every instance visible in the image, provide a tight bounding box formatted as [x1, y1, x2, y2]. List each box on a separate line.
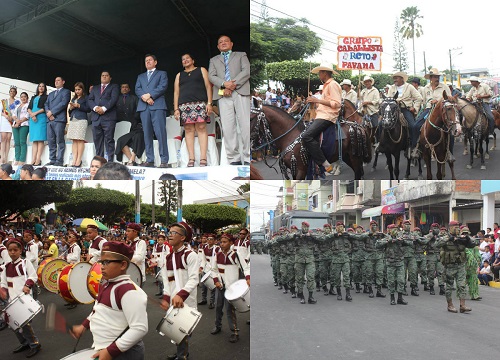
[362, 205, 384, 218]
[382, 203, 406, 214]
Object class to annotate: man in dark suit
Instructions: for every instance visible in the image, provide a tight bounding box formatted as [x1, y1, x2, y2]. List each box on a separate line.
[209, 35, 251, 165]
[88, 71, 120, 161]
[117, 83, 139, 123]
[44, 76, 71, 166]
[135, 54, 169, 168]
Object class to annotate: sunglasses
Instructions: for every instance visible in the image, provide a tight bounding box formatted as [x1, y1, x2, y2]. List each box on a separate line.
[98, 259, 123, 266]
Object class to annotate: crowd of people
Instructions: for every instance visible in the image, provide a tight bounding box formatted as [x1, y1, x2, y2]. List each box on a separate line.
[261, 219, 495, 312]
[0, 35, 250, 177]
[0, 212, 250, 359]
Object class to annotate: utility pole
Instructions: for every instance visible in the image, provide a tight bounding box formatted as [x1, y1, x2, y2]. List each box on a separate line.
[135, 180, 140, 223]
[151, 180, 155, 225]
[177, 180, 183, 223]
[423, 51, 427, 77]
[449, 47, 462, 86]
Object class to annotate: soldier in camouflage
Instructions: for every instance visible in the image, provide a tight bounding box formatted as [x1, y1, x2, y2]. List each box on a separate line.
[331, 222, 352, 301]
[350, 225, 367, 294]
[294, 221, 317, 304]
[287, 225, 299, 298]
[425, 223, 445, 295]
[376, 223, 413, 305]
[277, 228, 290, 294]
[436, 220, 478, 313]
[319, 224, 335, 295]
[314, 228, 323, 292]
[365, 220, 386, 298]
[400, 220, 419, 296]
[412, 227, 429, 293]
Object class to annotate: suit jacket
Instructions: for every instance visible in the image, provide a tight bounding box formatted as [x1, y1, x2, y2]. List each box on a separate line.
[44, 88, 71, 123]
[116, 94, 140, 122]
[87, 83, 120, 123]
[135, 70, 168, 112]
[209, 51, 250, 100]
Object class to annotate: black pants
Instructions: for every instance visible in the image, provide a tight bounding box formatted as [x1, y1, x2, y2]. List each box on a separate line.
[302, 118, 334, 166]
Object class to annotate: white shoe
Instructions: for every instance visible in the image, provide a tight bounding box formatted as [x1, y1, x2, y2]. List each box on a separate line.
[333, 165, 341, 176]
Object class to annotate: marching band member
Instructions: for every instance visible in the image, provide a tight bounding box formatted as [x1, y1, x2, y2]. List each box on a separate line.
[86, 224, 107, 264]
[127, 223, 147, 284]
[66, 231, 81, 264]
[198, 233, 220, 308]
[22, 230, 39, 270]
[233, 228, 250, 266]
[152, 233, 169, 296]
[70, 241, 148, 360]
[0, 236, 11, 330]
[160, 222, 198, 360]
[0, 238, 41, 357]
[211, 233, 250, 343]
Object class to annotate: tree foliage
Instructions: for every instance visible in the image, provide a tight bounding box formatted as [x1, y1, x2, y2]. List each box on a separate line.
[393, 18, 409, 72]
[266, 60, 352, 96]
[0, 181, 73, 221]
[140, 203, 176, 226]
[56, 187, 134, 224]
[158, 181, 177, 225]
[182, 204, 246, 233]
[400, 6, 424, 75]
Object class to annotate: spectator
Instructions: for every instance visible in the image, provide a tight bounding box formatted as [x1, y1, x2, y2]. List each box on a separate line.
[11, 91, 30, 165]
[67, 82, 91, 167]
[478, 260, 493, 285]
[481, 245, 492, 263]
[86, 155, 107, 180]
[0, 163, 14, 180]
[32, 166, 47, 180]
[20, 164, 34, 180]
[93, 162, 132, 180]
[491, 256, 500, 281]
[27, 83, 48, 166]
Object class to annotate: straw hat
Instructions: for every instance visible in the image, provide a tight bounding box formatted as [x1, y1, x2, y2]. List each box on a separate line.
[340, 79, 352, 86]
[392, 71, 409, 82]
[469, 76, 481, 82]
[362, 75, 375, 85]
[424, 68, 442, 79]
[311, 62, 339, 74]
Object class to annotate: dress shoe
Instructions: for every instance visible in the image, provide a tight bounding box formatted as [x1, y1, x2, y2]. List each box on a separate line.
[229, 334, 239, 343]
[211, 327, 221, 335]
[13, 344, 30, 353]
[25, 344, 41, 358]
[54, 162, 63, 167]
[229, 161, 242, 165]
[142, 162, 155, 167]
[44, 162, 55, 166]
[166, 353, 188, 360]
[243, 161, 250, 165]
[208, 302, 214, 309]
[198, 300, 207, 305]
[155, 292, 163, 297]
[159, 162, 169, 168]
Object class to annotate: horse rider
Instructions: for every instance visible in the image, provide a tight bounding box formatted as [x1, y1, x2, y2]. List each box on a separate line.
[386, 71, 423, 157]
[302, 62, 342, 175]
[411, 77, 426, 100]
[360, 75, 381, 146]
[340, 79, 358, 105]
[466, 76, 495, 135]
[412, 68, 452, 160]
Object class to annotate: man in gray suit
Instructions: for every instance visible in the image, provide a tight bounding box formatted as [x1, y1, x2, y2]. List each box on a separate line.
[135, 54, 169, 168]
[209, 35, 250, 165]
[44, 76, 70, 166]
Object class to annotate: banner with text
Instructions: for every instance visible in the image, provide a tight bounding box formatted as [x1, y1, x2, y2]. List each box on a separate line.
[337, 36, 382, 71]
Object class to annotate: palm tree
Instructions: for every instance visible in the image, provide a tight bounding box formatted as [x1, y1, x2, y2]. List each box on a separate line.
[400, 6, 424, 76]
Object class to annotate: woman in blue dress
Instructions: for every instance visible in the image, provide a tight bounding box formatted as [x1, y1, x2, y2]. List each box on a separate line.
[27, 83, 48, 166]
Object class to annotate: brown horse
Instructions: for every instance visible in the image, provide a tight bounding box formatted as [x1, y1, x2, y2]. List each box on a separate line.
[250, 102, 371, 179]
[418, 92, 457, 179]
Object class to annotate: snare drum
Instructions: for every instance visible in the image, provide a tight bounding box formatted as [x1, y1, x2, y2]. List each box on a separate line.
[224, 280, 250, 313]
[3, 293, 42, 331]
[59, 262, 95, 304]
[201, 272, 216, 290]
[41, 259, 69, 294]
[156, 305, 202, 344]
[87, 262, 143, 299]
[59, 348, 96, 359]
[127, 262, 143, 288]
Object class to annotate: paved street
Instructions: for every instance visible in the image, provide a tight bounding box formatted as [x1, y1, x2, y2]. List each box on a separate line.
[251, 253, 497, 360]
[0, 273, 249, 360]
[253, 133, 500, 179]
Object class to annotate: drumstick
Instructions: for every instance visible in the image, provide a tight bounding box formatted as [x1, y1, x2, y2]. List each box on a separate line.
[45, 303, 71, 333]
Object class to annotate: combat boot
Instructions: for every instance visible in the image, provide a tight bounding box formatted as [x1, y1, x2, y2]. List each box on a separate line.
[411, 286, 419, 296]
[459, 299, 471, 313]
[291, 287, 297, 298]
[323, 285, 328, 295]
[283, 284, 288, 294]
[447, 299, 457, 313]
[363, 285, 369, 294]
[329, 285, 337, 295]
[355, 283, 361, 293]
[316, 281, 321, 292]
[397, 293, 408, 305]
[368, 285, 374, 298]
[402, 286, 408, 296]
[390, 294, 396, 305]
[376, 286, 386, 298]
[278, 283, 283, 290]
[298, 292, 305, 304]
[308, 291, 317, 304]
[423, 283, 429, 291]
[336, 287, 342, 300]
[345, 288, 352, 302]
[429, 285, 435, 295]
[274, 281, 278, 286]
[439, 284, 445, 295]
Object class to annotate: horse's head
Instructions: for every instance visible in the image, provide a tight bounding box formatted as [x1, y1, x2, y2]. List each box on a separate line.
[379, 95, 399, 129]
[340, 99, 362, 122]
[432, 91, 459, 131]
[250, 108, 266, 151]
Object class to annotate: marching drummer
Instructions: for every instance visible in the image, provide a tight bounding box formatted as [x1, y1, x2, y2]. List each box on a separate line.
[22, 230, 39, 270]
[152, 233, 170, 297]
[211, 233, 250, 343]
[70, 241, 148, 360]
[160, 222, 198, 360]
[86, 224, 107, 264]
[0, 233, 10, 331]
[65, 231, 81, 264]
[233, 228, 250, 266]
[0, 238, 41, 358]
[198, 233, 220, 308]
[127, 223, 147, 284]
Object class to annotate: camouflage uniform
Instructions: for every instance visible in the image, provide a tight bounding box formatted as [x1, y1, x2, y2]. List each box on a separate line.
[400, 223, 418, 295]
[412, 228, 429, 292]
[376, 225, 413, 305]
[319, 225, 335, 295]
[365, 221, 386, 298]
[425, 224, 445, 295]
[330, 223, 352, 301]
[294, 223, 317, 304]
[436, 221, 478, 313]
[350, 230, 367, 294]
[285, 231, 297, 297]
[278, 232, 289, 292]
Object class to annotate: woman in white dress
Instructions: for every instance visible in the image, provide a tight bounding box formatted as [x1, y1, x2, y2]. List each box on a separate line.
[0, 86, 20, 164]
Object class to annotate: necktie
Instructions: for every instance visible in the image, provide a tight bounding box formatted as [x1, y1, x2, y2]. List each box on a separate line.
[123, 95, 127, 104]
[147, 70, 153, 81]
[223, 52, 230, 81]
[101, 84, 105, 94]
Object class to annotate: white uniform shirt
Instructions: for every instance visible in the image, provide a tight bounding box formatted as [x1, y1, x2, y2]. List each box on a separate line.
[130, 237, 147, 282]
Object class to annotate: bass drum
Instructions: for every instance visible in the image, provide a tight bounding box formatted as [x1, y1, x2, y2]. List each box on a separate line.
[41, 259, 69, 294]
[224, 279, 250, 313]
[57, 264, 77, 304]
[86, 262, 143, 299]
[59, 262, 95, 304]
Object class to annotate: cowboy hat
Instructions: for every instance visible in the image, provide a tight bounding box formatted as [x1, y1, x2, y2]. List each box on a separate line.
[362, 75, 374, 84]
[392, 71, 409, 82]
[317, 85, 324, 91]
[340, 79, 352, 86]
[469, 76, 481, 82]
[425, 68, 442, 79]
[311, 62, 339, 74]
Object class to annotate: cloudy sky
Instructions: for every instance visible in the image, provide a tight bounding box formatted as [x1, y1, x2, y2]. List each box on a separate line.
[250, 180, 282, 232]
[251, 0, 500, 76]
